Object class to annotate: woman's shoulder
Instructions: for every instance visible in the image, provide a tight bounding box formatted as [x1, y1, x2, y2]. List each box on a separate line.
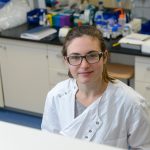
[104, 80, 150, 119]
[108, 80, 147, 108]
[47, 78, 77, 97]
[55, 78, 76, 90]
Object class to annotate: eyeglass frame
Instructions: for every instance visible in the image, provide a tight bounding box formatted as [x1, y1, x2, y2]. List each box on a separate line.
[65, 51, 103, 66]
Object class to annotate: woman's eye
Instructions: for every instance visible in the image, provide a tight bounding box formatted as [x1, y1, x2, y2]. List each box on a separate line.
[88, 53, 98, 58]
[70, 56, 80, 60]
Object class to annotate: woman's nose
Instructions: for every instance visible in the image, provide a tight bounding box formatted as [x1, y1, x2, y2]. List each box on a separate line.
[80, 58, 90, 67]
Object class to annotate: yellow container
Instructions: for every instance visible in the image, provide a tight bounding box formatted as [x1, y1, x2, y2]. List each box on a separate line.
[46, 14, 53, 26]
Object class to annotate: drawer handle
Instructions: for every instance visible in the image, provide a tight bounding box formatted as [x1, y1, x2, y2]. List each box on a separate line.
[57, 72, 68, 76]
[146, 67, 150, 71]
[145, 86, 150, 90]
[0, 45, 6, 50]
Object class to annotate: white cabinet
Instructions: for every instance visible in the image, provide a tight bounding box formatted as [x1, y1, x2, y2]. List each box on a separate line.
[0, 39, 49, 114]
[48, 45, 68, 89]
[0, 43, 5, 107]
[0, 38, 69, 114]
[135, 56, 150, 102]
[0, 76, 4, 107]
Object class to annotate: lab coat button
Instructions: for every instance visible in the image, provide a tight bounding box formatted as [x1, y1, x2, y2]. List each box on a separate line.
[96, 121, 99, 125]
[89, 129, 92, 133]
[85, 136, 88, 139]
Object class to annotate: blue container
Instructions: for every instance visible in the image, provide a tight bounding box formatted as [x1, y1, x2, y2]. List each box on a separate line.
[27, 8, 46, 25]
[45, 0, 57, 7]
[52, 14, 72, 28]
[0, 0, 10, 8]
[140, 21, 150, 35]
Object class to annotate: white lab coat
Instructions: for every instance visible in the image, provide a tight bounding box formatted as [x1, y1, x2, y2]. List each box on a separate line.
[41, 78, 150, 149]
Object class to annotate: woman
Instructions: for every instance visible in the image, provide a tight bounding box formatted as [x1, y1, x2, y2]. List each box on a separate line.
[41, 25, 150, 149]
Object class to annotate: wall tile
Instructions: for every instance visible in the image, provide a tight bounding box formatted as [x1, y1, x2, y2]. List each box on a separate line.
[143, 8, 150, 19]
[132, 7, 144, 18]
[132, 0, 150, 19]
[143, 0, 150, 7]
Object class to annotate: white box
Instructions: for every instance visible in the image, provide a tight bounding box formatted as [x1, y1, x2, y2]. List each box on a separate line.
[142, 39, 150, 54]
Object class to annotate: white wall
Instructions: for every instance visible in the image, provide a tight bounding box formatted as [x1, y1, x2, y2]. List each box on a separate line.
[26, 0, 34, 9]
[132, 0, 150, 20]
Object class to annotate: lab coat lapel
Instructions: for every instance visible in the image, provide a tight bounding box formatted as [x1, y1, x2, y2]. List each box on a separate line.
[60, 98, 103, 141]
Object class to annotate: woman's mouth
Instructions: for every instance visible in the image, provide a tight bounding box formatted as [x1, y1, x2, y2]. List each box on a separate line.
[78, 71, 93, 75]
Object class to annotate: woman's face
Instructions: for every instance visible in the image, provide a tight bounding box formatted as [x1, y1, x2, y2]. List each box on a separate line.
[65, 35, 107, 84]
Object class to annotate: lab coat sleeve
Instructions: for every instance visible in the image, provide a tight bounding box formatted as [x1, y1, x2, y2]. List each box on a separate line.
[41, 90, 61, 133]
[127, 101, 150, 149]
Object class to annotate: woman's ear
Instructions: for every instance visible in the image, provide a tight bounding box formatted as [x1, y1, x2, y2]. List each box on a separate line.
[103, 50, 108, 64]
[63, 57, 73, 78]
[64, 56, 69, 67]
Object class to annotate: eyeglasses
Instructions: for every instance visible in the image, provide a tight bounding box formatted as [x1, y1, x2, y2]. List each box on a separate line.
[66, 51, 103, 66]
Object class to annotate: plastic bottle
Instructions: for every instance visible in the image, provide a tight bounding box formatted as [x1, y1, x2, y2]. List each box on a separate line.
[118, 13, 126, 27]
[39, 9, 46, 26]
[95, 14, 103, 30]
[111, 26, 119, 39]
[114, 8, 126, 27]
[94, 1, 104, 30]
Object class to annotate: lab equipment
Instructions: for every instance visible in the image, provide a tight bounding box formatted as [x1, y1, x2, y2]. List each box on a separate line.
[114, 8, 126, 27]
[141, 20, 150, 35]
[141, 39, 150, 54]
[122, 18, 142, 36]
[0, 0, 10, 8]
[59, 26, 71, 43]
[119, 33, 150, 50]
[27, 8, 47, 25]
[52, 14, 72, 28]
[20, 26, 57, 40]
[0, 0, 31, 31]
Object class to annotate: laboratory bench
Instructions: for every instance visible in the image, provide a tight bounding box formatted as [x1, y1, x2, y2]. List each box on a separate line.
[0, 121, 124, 150]
[0, 24, 150, 115]
[1, 23, 150, 56]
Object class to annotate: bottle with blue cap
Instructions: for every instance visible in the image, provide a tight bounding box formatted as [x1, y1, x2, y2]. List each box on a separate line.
[94, 1, 104, 30]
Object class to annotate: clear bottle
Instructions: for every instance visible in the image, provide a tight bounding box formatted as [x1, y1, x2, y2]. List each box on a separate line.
[94, 1, 104, 25]
[39, 9, 46, 26]
[114, 8, 126, 27]
[118, 13, 126, 27]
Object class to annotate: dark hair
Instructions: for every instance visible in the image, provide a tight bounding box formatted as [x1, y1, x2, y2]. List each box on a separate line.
[62, 25, 115, 83]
